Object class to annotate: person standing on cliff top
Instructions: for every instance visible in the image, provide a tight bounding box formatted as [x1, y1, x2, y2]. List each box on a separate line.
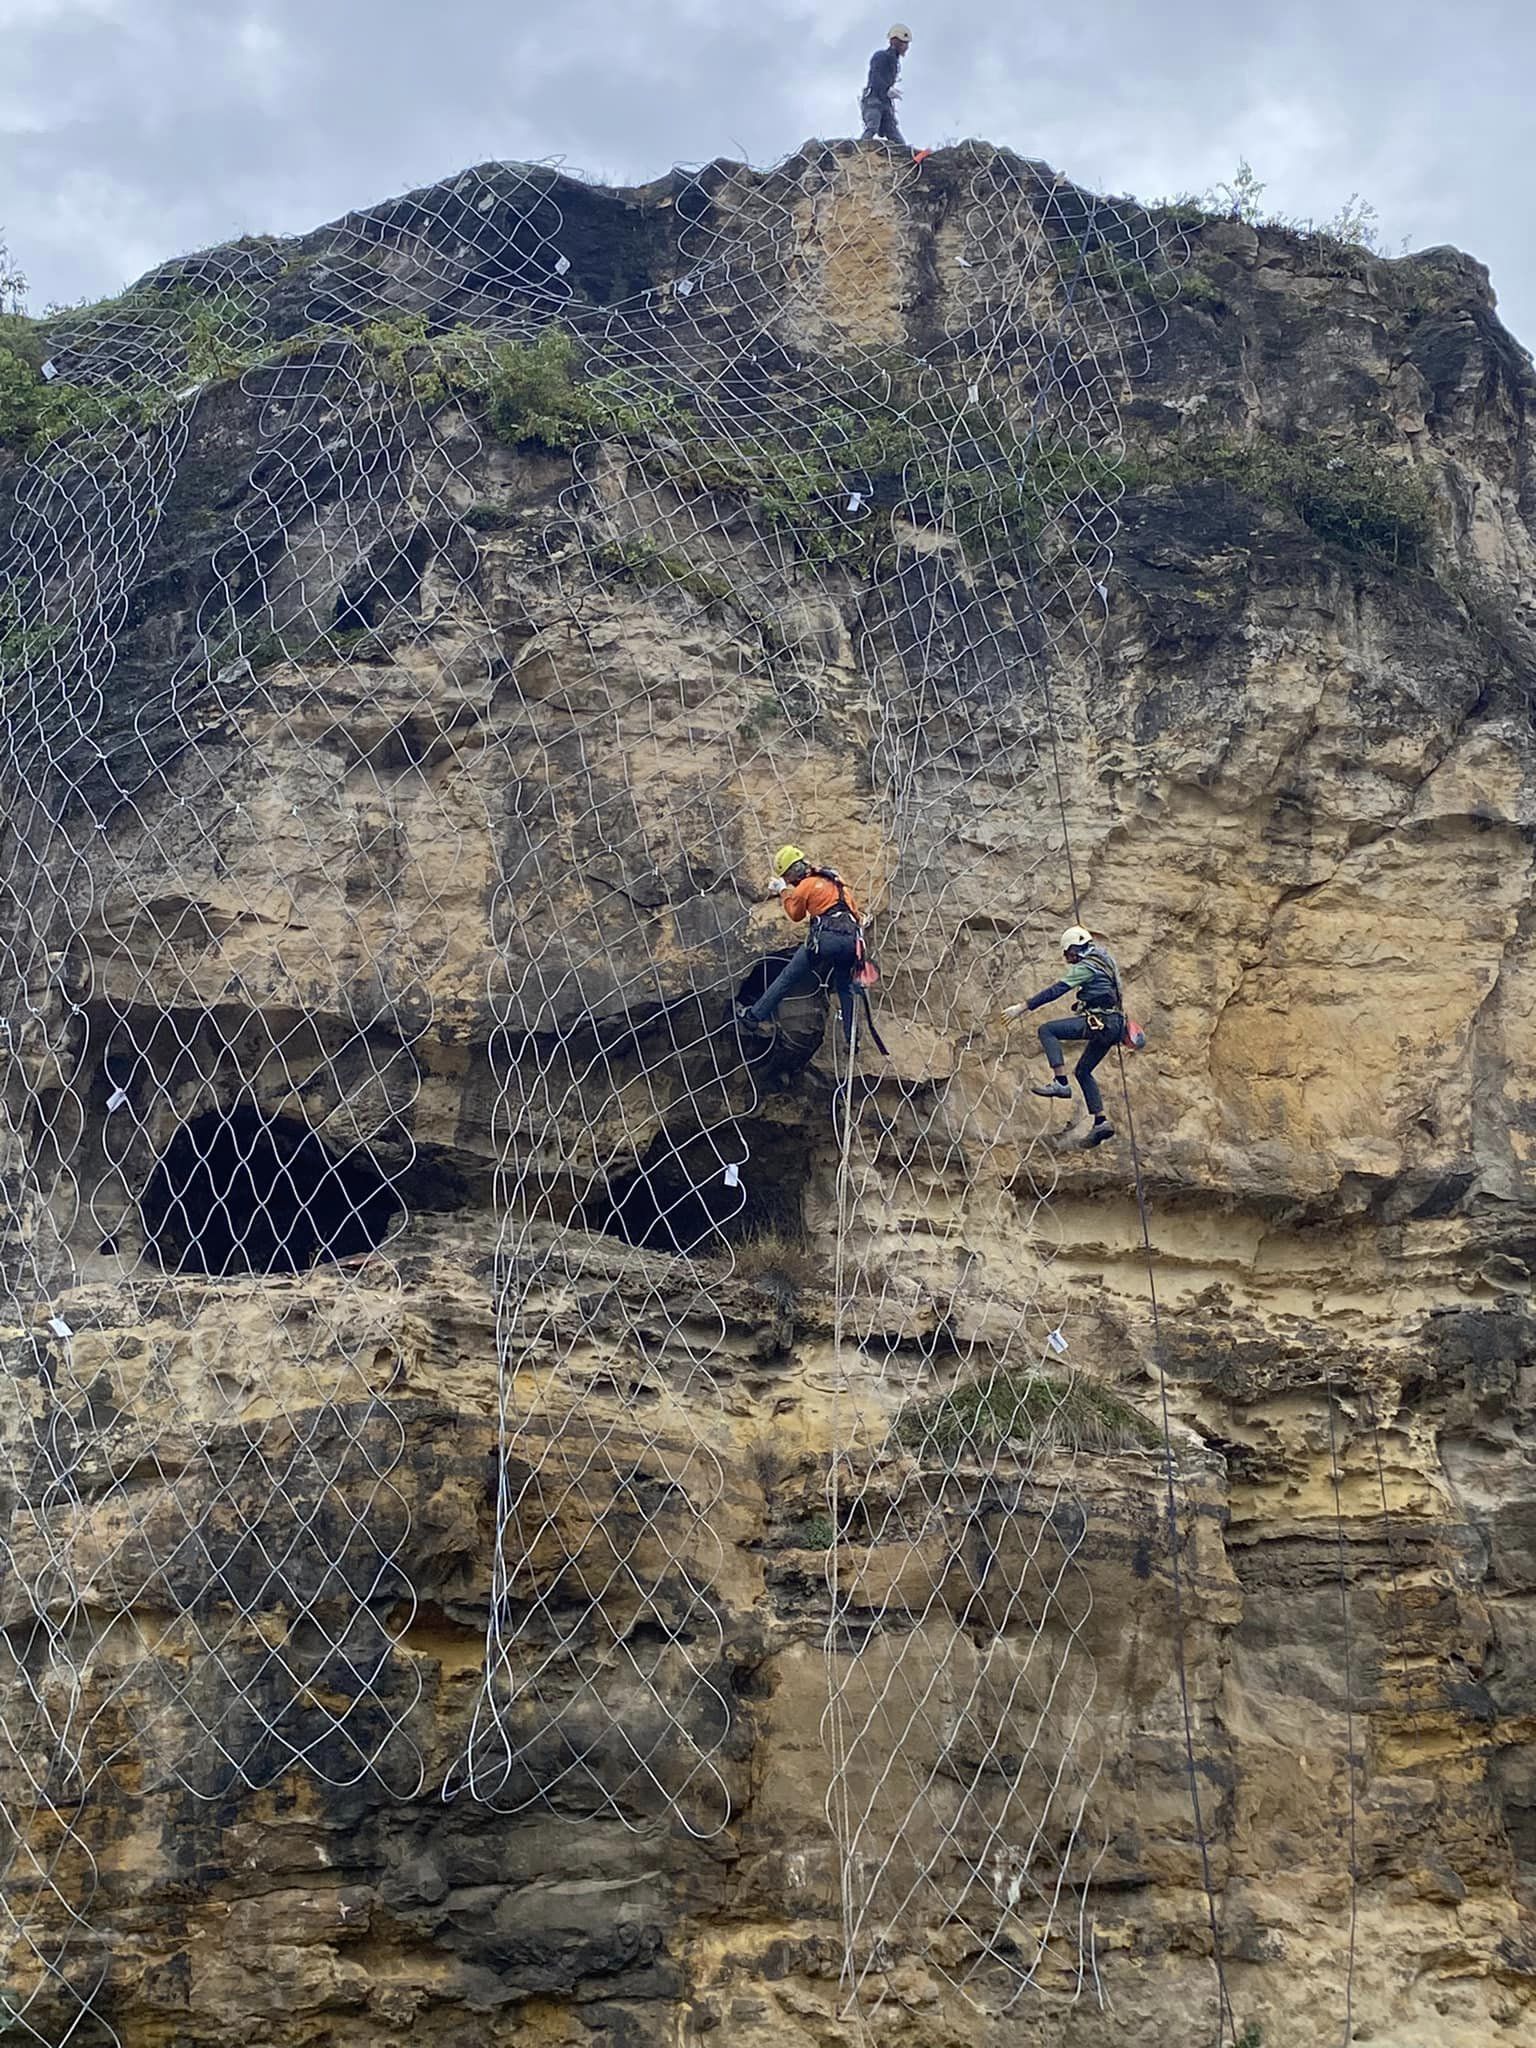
[737, 846, 866, 1047]
[861, 25, 912, 146]
[1004, 927, 1125, 1148]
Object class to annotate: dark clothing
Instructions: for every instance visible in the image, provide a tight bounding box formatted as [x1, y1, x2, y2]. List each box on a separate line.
[866, 46, 901, 96]
[748, 933, 859, 1044]
[861, 45, 906, 143]
[1039, 1013, 1125, 1119]
[861, 93, 906, 143]
[1026, 945, 1122, 1018]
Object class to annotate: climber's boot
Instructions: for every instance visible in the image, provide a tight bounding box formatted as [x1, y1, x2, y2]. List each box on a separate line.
[735, 1004, 765, 1031]
[1081, 1117, 1117, 1148]
[1032, 1076, 1072, 1099]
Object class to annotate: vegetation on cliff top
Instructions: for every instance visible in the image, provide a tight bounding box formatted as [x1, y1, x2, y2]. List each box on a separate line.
[0, 189, 1450, 580]
[1125, 432, 1437, 564]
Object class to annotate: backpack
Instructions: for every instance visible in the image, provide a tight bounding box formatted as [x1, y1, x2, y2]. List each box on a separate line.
[1071, 943, 1124, 1018]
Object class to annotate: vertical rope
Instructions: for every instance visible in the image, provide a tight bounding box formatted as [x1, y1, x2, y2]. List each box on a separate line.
[1322, 1371, 1360, 2045]
[1115, 1053, 1237, 2047]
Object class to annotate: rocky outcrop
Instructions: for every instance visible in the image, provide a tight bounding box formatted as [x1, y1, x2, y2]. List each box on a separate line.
[3, 140, 1536, 2047]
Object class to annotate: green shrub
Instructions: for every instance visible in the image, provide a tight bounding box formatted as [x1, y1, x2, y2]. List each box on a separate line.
[1129, 432, 1435, 564]
[357, 313, 438, 392]
[1176, 268, 1227, 312]
[464, 499, 515, 530]
[651, 396, 1125, 573]
[896, 1367, 1156, 1463]
[590, 535, 735, 607]
[1282, 442, 1434, 559]
[737, 694, 784, 741]
[0, 345, 39, 449]
[181, 293, 253, 382]
[1084, 247, 1158, 300]
[791, 1514, 836, 1550]
[0, 311, 46, 449]
[0, 583, 68, 685]
[482, 327, 684, 450]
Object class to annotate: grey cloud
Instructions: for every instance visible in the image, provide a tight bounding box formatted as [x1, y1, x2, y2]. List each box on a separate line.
[1, 0, 1533, 347]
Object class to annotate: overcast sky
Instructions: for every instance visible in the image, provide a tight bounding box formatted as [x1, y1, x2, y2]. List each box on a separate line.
[3, 0, 1534, 347]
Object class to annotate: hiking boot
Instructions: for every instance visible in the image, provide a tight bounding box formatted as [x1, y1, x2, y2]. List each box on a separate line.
[1081, 1119, 1117, 1148]
[1031, 1077, 1072, 1099]
[735, 1004, 766, 1031]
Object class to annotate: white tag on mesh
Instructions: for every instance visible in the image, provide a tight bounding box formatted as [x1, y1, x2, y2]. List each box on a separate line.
[1047, 1327, 1069, 1356]
[723, 1164, 741, 1188]
[553, 255, 571, 276]
[106, 1088, 130, 1112]
[48, 1316, 73, 1339]
[847, 491, 864, 512]
[677, 276, 696, 298]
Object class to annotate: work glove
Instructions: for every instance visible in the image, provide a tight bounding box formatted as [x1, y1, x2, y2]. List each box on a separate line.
[1002, 1003, 1025, 1020]
[768, 877, 788, 895]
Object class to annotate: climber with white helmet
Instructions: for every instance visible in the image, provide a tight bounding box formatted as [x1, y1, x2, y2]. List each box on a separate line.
[738, 846, 866, 1047]
[1004, 927, 1126, 1148]
[861, 24, 912, 146]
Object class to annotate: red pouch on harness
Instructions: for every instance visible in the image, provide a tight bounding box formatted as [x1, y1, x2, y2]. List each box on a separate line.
[854, 958, 879, 989]
[1122, 1016, 1147, 1051]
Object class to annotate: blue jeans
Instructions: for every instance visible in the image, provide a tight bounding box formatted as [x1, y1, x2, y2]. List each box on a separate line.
[748, 937, 858, 1045]
[1039, 1013, 1123, 1118]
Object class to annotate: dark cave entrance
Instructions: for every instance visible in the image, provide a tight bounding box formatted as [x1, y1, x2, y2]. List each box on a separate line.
[589, 1119, 814, 1256]
[141, 1107, 401, 1277]
[733, 949, 831, 1074]
[735, 951, 798, 1010]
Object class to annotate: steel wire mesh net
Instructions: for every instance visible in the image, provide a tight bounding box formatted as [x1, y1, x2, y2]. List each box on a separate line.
[0, 142, 1185, 2037]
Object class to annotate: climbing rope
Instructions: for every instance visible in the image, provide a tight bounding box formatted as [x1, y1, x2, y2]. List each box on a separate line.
[1322, 1369, 1361, 2045]
[1116, 1056, 1239, 2046]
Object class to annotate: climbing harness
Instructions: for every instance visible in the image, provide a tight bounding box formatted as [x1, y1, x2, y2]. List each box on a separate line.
[806, 871, 889, 1058]
[806, 870, 864, 953]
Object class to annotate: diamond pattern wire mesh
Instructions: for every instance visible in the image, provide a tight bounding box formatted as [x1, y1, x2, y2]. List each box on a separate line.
[0, 143, 1183, 2038]
[805, 156, 1185, 2017]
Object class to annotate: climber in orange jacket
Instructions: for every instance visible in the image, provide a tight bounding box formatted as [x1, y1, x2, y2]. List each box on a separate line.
[737, 846, 863, 1045]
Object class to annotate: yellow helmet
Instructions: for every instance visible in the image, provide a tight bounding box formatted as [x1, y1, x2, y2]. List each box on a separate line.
[889, 23, 913, 42]
[775, 845, 807, 877]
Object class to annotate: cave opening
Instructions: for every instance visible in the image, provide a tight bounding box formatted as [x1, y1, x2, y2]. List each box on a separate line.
[732, 949, 832, 1075]
[735, 951, 797, 1010]
[589, 1119, 814, 1256]
[141, 1107, 401, 1277]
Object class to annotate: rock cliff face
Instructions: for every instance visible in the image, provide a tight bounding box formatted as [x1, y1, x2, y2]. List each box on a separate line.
[3, 140, 1536, 2048]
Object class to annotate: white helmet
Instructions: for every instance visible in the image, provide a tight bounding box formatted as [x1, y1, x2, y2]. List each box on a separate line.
[1061, 925, 1093, 955]
[889, 23, 913, 42]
